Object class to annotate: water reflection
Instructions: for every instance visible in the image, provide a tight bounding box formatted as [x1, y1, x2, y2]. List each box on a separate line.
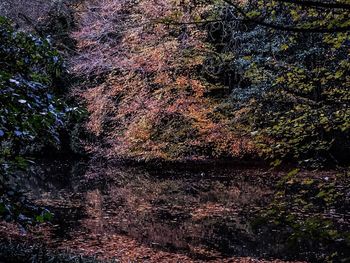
[21, 162, 279, 260]
[21, 162, 349, 262]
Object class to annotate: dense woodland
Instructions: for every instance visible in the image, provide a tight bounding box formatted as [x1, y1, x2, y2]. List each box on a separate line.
[0, 0, 349, 262]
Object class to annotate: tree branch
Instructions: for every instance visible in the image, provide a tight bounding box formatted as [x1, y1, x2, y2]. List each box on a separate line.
[277, 0, 350, 10]
[221, 0, 350, 32]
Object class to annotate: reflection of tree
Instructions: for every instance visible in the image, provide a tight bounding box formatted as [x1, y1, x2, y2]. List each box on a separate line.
[85, 190, 104, 235]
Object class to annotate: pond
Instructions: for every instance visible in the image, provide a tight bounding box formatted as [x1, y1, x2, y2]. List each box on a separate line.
[1, 160, 349, 262]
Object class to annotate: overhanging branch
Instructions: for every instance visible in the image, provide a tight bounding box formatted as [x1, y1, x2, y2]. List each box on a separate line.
[277, 0, 350, 10]
[221, 0, 350, 32]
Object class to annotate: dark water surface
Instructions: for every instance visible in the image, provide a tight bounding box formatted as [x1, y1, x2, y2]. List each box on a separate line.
[15, 161, 350, 262]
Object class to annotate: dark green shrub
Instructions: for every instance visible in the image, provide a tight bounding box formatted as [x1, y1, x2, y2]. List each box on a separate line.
[0, 16, 81, 223]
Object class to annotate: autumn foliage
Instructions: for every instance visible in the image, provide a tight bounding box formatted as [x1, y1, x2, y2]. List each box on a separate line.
[71, 0, 256, 161]
[70, 0, 350, 165]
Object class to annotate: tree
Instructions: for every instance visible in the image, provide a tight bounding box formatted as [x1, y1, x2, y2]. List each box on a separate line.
[203, 0, 350, 166]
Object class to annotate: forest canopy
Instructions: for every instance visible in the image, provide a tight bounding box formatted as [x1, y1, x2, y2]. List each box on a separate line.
[65, 0, 350, 167]
[0, 0, 349, 168]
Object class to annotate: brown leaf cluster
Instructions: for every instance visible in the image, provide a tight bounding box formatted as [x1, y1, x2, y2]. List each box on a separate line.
[71, 0, 256, 161]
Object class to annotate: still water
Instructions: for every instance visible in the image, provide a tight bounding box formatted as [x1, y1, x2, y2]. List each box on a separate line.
[14, 160, 349, 262]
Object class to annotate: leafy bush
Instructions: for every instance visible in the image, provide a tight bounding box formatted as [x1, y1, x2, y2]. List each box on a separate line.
[0, 16, 81, 222]
[0, 16, 70, 160]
